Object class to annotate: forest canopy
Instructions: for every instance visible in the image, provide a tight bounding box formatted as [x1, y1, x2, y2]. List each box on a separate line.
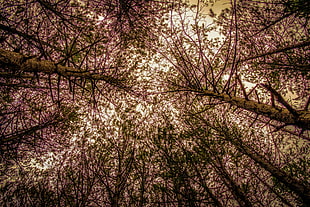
[0, 0, 309, 206]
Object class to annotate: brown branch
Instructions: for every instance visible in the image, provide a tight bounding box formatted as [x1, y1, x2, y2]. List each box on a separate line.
[260, 84, 298, 117]
[240, 40, 310, 62]
[227, 133, 310, 203]
[0, 49, 127, 88]
[304, 96, 310, 111]
[1, 118, 61, 144]
[251, 12, 293, 37]
[236, 75, 249, 100]
[0, 24, 60, 52]
[243, 110, 310, 141]
[199, 89, 310, 130]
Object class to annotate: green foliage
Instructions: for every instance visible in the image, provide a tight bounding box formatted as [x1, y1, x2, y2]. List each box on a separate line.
[282, 158, 310, 182]
[283, 0, 310, 17]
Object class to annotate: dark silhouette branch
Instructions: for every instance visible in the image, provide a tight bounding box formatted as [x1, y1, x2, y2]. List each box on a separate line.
[240, 40, 310, 62]
[236, 75, 249, 100]
[0, 24, 61, 52]
[260, 84, 298, 117]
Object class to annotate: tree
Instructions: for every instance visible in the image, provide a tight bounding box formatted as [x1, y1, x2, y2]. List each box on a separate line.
[160, 0, 309, 133]
[182, 109, 310, 206]
[1, 0, 172, 205]
[0, 0, 173, 155]
[1, 0, 309, 206]
[155, 0, 310, 205]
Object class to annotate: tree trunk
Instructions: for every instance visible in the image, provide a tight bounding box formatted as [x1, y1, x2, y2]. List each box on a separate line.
[0, 49, 124, 86]
[200, 90, 310, 130]
[221, 128, 310, 204]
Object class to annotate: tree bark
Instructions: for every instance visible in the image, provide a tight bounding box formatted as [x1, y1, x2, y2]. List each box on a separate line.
[200, 90, 310, 130]
[220, 128, 310, 204]
[0, 49, 125, 86]
[211, 156, 253, 207]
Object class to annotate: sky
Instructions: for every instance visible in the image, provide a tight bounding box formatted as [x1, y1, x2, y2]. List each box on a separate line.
[188, 0, 231, 15]
[184, 0, 300, 106]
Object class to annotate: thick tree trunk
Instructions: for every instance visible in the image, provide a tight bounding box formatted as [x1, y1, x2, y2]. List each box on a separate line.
[221, 129, 310, 204]
[192, 166, 223, 207]
[212, 158, 253, 207]
[0, 49, 124, 85]
[200, 90, 310, 130]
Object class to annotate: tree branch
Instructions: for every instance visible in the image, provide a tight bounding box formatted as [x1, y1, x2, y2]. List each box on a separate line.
[260, 84, 298, 117]
[0, 49, 128, 88]
[240, 40, 310, 62]
[199, 89, 310, 130]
